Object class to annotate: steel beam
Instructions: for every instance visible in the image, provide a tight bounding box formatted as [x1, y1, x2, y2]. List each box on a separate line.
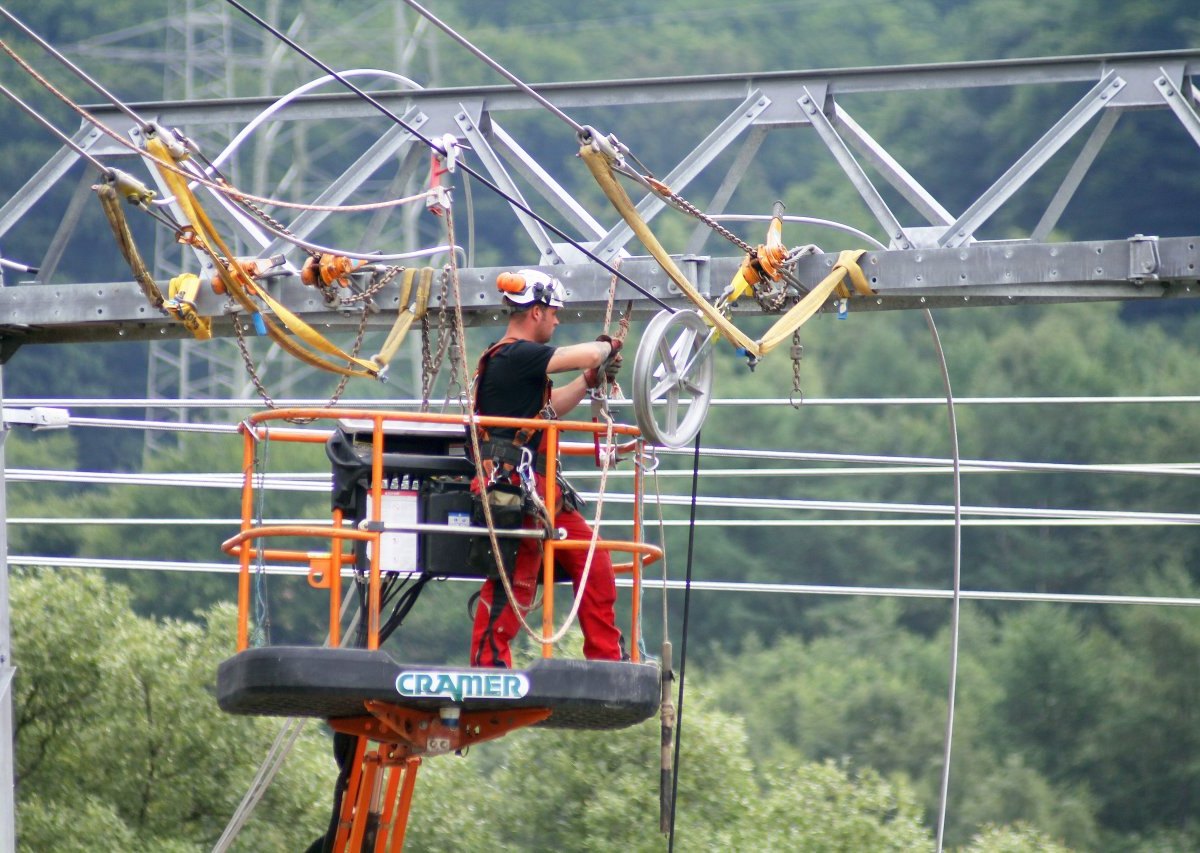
[3, 236, 1198, 351]
[4, 50, 1200, 358]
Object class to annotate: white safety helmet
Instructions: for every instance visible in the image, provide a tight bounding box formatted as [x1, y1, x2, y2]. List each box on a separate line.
[496, 269, 566, 310]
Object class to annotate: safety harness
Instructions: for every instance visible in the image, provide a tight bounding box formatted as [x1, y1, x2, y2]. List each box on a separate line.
[471, 337, 556, 482]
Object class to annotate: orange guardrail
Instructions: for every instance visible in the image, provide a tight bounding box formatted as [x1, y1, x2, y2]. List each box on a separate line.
[222, 408, 662, 660]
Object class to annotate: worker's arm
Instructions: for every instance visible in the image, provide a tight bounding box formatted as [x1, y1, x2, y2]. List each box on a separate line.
[547, 339, 616, 417]
[550, 373, 593, 418]
[546, 340, 612, 373]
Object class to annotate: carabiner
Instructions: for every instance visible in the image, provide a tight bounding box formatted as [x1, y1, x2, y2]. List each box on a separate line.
[516, 446, 537, 494]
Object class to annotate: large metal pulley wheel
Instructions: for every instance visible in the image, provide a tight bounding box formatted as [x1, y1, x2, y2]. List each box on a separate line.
[631, 309, 715, 448]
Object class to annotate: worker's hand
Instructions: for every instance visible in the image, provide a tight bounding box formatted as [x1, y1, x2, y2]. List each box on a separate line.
[583, 366, 602, 388]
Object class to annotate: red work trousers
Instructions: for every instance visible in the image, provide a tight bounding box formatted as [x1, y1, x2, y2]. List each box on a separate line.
[469, 473, 622, 667]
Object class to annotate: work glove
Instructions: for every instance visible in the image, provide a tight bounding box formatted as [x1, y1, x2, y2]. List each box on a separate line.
[596, 333, 623, 357]
[585, 335, 623, 387]
[603, 352, 623, 382]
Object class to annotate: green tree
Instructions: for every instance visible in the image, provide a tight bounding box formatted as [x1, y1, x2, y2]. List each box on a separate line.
[12, 569, 337, 850]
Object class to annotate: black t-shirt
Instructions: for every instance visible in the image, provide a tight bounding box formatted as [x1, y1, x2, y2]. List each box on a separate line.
[476, 339, 555, 447]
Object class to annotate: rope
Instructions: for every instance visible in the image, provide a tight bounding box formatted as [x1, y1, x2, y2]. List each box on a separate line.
[667, 431, 703, 851]
[0, 78, 109, 174]
[445, 200, 611, 649]
[0, 6, 143, 128]
[250, 428, 271, 646]
[445, 203, 538, 637]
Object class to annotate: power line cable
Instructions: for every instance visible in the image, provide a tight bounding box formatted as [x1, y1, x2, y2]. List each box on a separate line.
[667, 431, 702, 850]
[399, 0, 584, 135]
[0, 3, 147, 129]
[14, 556, 1200, 609]
[0, 80, 109, 173]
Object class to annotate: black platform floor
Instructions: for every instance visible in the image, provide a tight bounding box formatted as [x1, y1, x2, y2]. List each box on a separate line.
[217, 646, 661, 730]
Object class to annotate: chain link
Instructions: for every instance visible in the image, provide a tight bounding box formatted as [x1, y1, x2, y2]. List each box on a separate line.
[420, 312, 433, 412]
[441, 266, 464, 407]
[417, 267, 467, 411]
[421, 267, 451, 409]
[233, 317, 278, 408]
[655, 186, 755, 255]
[341, 263, 402, 306]
[232, 302, 371, 420]
[790, 327, 804, 407]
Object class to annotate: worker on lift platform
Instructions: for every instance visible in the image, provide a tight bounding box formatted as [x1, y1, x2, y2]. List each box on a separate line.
[470, 269, 625, 666]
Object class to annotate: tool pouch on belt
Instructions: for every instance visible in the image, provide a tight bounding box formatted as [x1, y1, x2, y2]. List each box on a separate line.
[466, 481, 526, 578]
[557, 473, 586, 514]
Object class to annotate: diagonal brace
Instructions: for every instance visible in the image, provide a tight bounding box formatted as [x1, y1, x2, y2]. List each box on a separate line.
[939, 72, 1126, 248]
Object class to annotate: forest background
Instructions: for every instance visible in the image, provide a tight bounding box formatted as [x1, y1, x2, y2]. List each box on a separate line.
[3, 0, 1200, 850]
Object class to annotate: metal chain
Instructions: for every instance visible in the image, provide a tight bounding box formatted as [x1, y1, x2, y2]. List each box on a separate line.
[790, 327, 804, 408]
[234, 193, 319, 260]
[654, 185, 755, 255]
[233, 318, 278, 409]
[754, 281, 790, 312]
[341, 263, 402, 306]
[232, 304, 371, 418]
[424, 309, 439, 412]
[421, 267, 454, 408]
[420, 313, 433, 411]
[438, 267, 464, 408]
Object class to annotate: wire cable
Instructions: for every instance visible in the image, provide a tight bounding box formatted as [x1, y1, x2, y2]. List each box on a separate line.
[220, 0, 674, 314]
[0, 4, 146, 129]
[925, 309, 962, 853]
[398, 0, 585, 136]
[0, 80, 109, 173]
[0, 32, 439, 215]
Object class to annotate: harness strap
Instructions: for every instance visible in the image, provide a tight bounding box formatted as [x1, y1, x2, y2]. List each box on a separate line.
[472, 337, 553, 471]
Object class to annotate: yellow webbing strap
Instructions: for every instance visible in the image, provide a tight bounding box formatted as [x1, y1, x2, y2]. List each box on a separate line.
[412, 266, 434, 320]
[581, 141, 876, 361]
[371, 267, 435, 369]
[580, 143, 762, 358]
[757, 250, 871, 354]
[145, 137, 380, 378]
[95, 182, 165, 309]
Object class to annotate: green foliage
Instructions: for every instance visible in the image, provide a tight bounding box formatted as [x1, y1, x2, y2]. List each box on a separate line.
[11, 570, 337, 850]
[405, 676, 935, 852]
[962, 821, 1074, 853]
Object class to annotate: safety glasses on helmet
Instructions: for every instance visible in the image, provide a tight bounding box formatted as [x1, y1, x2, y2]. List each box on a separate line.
[496, 269, 565, 309]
